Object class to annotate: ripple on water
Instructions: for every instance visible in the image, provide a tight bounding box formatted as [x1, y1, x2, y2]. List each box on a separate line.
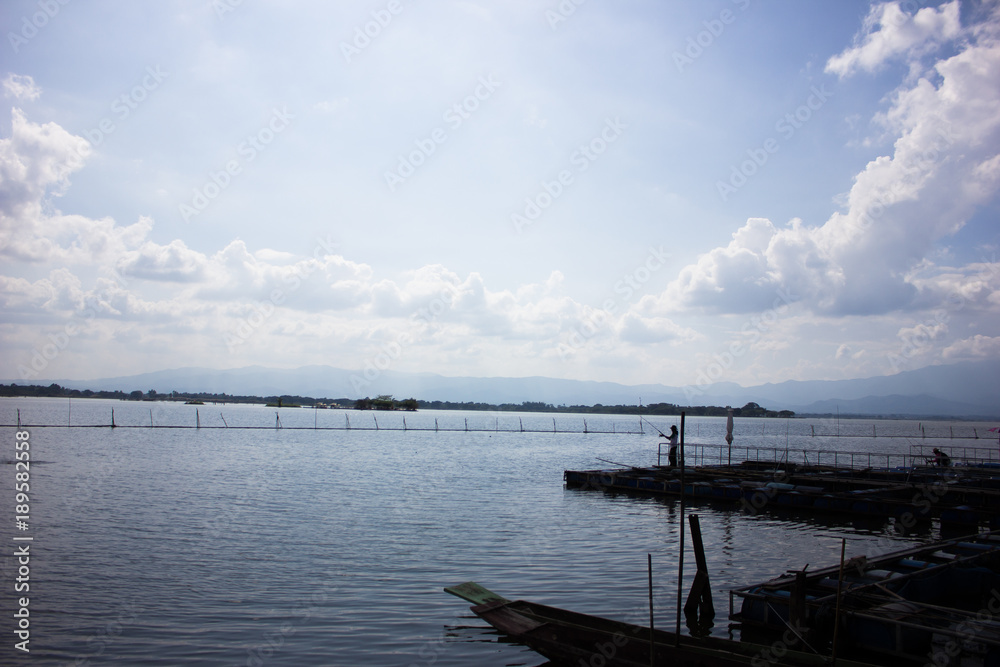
[0, 399, 946, 665]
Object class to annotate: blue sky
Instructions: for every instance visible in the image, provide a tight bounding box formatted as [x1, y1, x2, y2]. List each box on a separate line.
[1, 0, 999, 394]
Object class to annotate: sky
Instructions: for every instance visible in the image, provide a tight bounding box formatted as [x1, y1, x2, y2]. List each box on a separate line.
[1, 0, 999, 395]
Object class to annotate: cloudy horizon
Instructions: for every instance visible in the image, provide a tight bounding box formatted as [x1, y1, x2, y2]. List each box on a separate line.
[2, 0, 999, 394]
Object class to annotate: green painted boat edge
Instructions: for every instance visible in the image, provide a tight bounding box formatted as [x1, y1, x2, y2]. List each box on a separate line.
[444, 582, 510, 606]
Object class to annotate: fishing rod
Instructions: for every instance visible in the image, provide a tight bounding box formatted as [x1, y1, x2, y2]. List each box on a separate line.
[640, 415, 668, 437]
[595, 457, 642, 469]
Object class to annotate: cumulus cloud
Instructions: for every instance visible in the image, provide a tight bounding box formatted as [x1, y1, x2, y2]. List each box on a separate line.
[0, 106, 631, 362]
[2, 74, 41, 101]
[661, 7, 1000, 318]
[117, 238, 208, 282]
[825, 1, 962, 78]
[618, 313, 699, 344]
[0, 108, 165, 265]
[943, 334, 1000, 359]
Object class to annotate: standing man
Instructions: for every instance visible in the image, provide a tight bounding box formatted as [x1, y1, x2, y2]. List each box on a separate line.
[662, 424, 679, 467]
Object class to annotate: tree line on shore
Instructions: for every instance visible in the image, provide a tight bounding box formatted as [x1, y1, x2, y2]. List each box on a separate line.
[1, 384, 793, 418]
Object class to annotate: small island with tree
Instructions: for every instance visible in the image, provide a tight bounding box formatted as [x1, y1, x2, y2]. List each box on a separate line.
[353, 395, 418, 411]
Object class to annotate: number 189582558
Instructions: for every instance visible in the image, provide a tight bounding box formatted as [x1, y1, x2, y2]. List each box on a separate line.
[15, 430, 30, 527]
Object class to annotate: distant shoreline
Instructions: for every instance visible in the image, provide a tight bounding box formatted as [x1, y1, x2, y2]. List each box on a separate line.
[0, 383, 793, 418]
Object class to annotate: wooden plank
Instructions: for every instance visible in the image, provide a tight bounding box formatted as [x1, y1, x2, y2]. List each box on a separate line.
[476, 604, 546, 636]
[444, 582, 508, 606]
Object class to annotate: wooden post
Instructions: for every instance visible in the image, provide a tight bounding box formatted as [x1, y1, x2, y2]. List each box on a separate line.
[648, 553, 655, 667]
[675, 411, 686, 646]
[684, 514, 715, 622]
[832, 538, 846, 664]
[790, 570, 807, 630]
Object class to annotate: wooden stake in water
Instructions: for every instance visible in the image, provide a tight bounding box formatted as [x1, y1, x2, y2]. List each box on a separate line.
[675, 411, 686, 647]
[832, 538, 846, 664]
[648, 553, 655, 666]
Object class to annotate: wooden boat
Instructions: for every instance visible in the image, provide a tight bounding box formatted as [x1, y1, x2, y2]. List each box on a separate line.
[445, 582, 882, 666]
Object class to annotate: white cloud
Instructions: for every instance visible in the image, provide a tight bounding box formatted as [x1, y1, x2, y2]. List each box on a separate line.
[618, 313, 698, 344]
[825, 1, 962, 78]
[662, 11, 1000, 318]
[2, 74, 41, 102]
[943, 334, 1000, 359]
[0, 108, 164, 265]
[118, 239, 208, 282]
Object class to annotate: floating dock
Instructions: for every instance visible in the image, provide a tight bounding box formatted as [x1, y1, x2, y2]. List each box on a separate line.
[565, 446, 1000, 528]
[729, 530, 1000, 665]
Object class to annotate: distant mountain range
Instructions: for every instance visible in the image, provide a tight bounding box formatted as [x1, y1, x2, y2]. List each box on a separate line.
[14, 359, 1000, 419]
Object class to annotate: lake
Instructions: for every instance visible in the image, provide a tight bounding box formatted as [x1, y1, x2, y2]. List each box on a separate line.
[1, 397, 995, 665]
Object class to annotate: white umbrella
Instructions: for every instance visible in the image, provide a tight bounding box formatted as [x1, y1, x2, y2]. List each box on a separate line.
[725, 407, 734, 467]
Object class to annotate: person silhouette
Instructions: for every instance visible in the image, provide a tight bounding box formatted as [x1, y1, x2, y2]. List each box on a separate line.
[663, 424, 679, 467]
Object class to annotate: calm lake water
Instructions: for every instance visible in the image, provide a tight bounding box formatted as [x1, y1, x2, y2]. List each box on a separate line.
[1, 398, 996, 665]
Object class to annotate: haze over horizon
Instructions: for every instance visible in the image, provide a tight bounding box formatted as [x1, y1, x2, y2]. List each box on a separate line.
[2, 1, 999, 393]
